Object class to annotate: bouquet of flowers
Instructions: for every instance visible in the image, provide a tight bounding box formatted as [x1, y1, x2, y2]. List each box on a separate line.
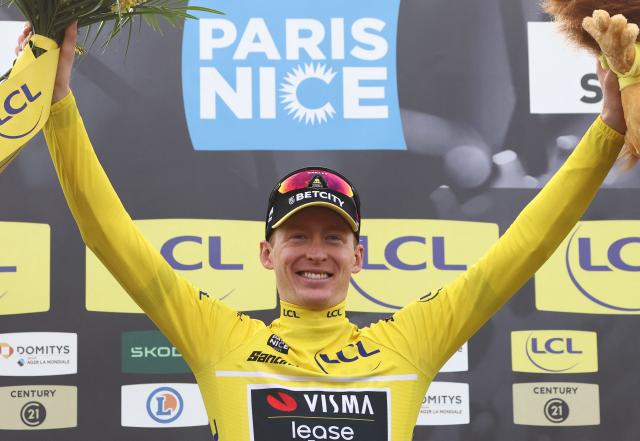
[0, 0, 219, 171]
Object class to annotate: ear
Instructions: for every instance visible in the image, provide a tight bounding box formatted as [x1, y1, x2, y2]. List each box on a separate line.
[352, 243, 364, 274]
[259, 240, 274, 270]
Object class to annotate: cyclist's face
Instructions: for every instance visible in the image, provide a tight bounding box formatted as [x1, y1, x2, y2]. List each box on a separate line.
[260, 206, 363, 310]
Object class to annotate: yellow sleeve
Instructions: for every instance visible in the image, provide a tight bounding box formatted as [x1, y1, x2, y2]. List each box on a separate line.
[43, 92, 263, 372]
[366, 117, 624, 377]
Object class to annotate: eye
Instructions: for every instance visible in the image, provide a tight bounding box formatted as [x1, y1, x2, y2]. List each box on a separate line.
[326, 234, 344, 243]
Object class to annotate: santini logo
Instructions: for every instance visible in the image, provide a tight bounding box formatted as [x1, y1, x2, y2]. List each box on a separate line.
[181, 0, 406, 150]
[536, 221, 640, 314]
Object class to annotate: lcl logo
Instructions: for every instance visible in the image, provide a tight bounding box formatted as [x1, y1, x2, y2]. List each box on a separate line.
[319, 341, 380, 364]
[0, 84, 42, 139]
[359, 236, 466, 271]
[160, 236, 243, 270]
[282, 309, 300, 318]
[565, 228, 640, 312]
[577, 237, 640, 272]
[529, 337, 582, 355]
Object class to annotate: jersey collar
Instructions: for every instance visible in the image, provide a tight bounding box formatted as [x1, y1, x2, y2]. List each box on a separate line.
[273, 300, 352, 353]
[279, 300, 347, 323]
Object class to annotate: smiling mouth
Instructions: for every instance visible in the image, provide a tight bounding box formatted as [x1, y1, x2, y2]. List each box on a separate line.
[297, 271, 332, 280]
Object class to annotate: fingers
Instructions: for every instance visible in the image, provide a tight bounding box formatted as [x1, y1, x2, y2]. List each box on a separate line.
[52, 22, 78, 104]
[622, 23, 639, 47]
[15, 23, 32, 56]
[582, 10, 608, 41]
[59, 21, 78, 61]
[586, 11, 638, 45]
[609, 14, 628, 31]
[582, 16, 598, 40]
[583, 10, 617, 39]
[594, 10, 611, 32]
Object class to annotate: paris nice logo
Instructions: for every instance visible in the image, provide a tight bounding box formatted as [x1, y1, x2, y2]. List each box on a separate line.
[181, 0, 406, 151]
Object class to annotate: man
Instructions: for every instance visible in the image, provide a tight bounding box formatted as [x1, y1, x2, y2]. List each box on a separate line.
[18, 17, 627, 440]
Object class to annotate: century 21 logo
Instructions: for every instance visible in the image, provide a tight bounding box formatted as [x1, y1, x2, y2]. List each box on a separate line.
[347, 220, 498, 312]
[511, 330, 598, 374]
[536, 222, 640, 314]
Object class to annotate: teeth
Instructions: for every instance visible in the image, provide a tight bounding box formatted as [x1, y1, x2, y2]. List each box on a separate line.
[300, 272, 329, 279]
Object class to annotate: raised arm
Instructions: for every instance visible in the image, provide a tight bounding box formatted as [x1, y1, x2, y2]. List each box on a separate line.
[37, 24, 261, 372]
[367, 62, 626, 377]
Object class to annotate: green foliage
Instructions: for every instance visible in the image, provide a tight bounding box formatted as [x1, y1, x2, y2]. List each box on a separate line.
[1, 0, 222, 51]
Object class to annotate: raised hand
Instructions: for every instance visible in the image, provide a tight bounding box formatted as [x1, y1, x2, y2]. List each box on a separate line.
[15, 23, 31, 57]
[583, 10, 640, 161]
[583, 10, 639, 74]
[14, 21, 77, 103]
[596, 61, 626, 135]
[52, 22, 77, 103]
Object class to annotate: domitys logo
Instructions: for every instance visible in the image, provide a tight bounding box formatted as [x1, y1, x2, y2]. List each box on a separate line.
[181, 0, 405, 150]
[0, 343, 14, 359]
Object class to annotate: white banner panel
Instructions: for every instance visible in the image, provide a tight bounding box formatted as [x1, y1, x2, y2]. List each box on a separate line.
[121, 383, 208, 428]
[0, 21, 24, 74]
[416, 381, 469, 426]
[0, 332, 77, 376]
[528, 22, 602, 114]
[439, 342, 468, 373]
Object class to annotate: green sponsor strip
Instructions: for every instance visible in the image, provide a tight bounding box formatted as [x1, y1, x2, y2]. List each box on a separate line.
[122, 330, 189, 374]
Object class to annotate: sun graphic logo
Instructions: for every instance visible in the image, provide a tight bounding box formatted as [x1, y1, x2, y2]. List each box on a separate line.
[0, 342, 14, 359]
[182, 0, 406, 151]
[281, 64, 337, 125]
[146, 386, 184, 424]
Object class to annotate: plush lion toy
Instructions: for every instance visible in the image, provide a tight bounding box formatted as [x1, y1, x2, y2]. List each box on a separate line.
[544, 1, 640, 166]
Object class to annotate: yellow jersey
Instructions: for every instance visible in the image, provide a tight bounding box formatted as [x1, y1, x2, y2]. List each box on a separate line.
[43, 92, 623, 440]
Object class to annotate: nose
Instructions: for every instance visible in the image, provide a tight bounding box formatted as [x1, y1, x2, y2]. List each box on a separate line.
[305, 236, 328, 261]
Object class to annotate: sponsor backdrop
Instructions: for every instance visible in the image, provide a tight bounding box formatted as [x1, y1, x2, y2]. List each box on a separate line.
[0, 0, 639, 440]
